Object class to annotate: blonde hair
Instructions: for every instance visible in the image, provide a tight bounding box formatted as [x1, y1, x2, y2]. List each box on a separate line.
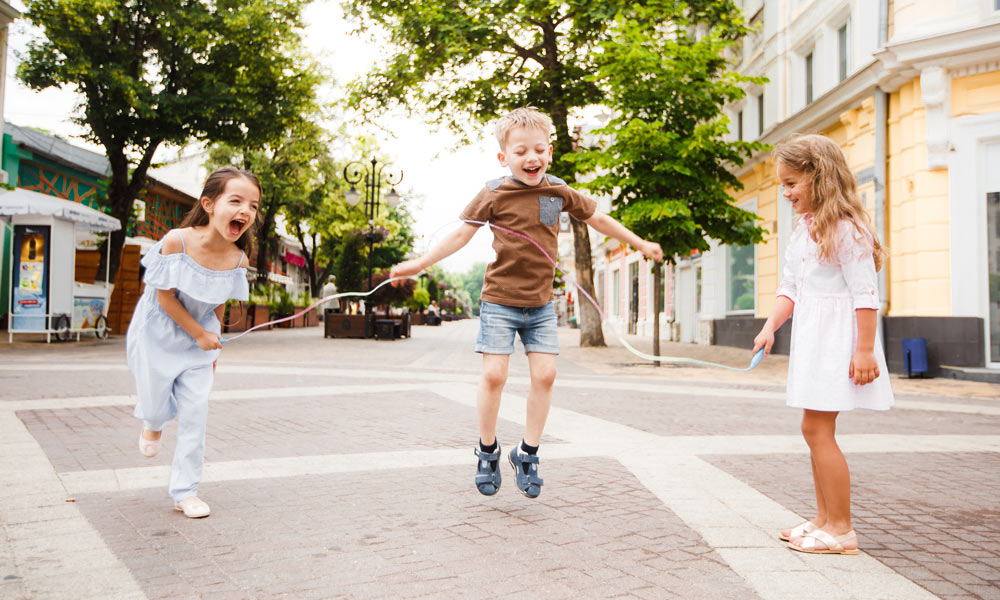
[494, 107, 552, 149]
[776, 134, 885, 271]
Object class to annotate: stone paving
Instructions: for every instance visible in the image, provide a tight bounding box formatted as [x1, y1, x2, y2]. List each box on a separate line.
[1, 321, 999, 599]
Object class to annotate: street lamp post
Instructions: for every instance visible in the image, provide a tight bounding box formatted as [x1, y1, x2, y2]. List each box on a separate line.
[343, 158, 403, 326]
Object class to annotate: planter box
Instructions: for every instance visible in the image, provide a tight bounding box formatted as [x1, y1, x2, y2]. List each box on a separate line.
[411, 312, 424, 326]
[223, 302, 271, 333]
[325, 313, 372, 338]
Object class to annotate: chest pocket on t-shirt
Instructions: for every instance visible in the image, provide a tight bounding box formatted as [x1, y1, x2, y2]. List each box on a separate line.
[538, 196, 563, 226]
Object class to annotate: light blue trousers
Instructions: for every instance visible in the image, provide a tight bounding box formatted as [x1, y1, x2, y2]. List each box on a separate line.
[133, 364, 212, 502]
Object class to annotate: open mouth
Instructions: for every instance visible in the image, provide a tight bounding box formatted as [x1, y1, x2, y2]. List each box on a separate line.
[228, 218, 247, 237]
[524, 166, 541, 176]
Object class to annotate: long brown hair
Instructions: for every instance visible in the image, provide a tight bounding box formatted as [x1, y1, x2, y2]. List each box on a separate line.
[776, 134, 885, 271]
[179, 166, 261, 255]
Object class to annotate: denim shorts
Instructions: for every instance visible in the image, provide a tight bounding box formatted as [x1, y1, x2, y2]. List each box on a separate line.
[475, 300, 559, 355]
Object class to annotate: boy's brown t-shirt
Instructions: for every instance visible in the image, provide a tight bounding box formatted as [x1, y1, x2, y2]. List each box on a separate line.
[459, 174, 597, 307]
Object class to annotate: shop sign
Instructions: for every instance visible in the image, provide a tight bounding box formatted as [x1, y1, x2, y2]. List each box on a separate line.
[284, 250, 305, 268]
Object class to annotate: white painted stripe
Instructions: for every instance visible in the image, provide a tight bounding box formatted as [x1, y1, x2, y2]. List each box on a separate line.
[5, 383, 429, 412]
[0, 411, 146, 599]
[60, 443, 593, 495]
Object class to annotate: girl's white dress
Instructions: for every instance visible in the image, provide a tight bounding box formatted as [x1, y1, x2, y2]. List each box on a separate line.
[126, 230, 248, 500]
[777, 216, 894, 412]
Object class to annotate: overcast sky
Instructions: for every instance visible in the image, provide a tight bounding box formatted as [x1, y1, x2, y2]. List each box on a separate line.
[2, 0, 498, 272]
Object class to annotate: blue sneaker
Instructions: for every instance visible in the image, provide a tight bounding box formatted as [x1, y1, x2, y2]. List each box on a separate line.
[508, 446, 543, 498]
[474, 444, 502, 496]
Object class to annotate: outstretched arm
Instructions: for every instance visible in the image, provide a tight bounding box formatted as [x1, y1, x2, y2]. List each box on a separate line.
[584, 212, 663, 261]
[389, 223, 479, 285]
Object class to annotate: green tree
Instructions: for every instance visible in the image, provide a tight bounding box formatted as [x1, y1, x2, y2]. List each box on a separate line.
[17, 0, 319, 282]
[336, 233, 366, 298]
[345, 0, 752, 346]
[573, 4, 766, 362]
[371, 205, 417, 271]
[455, 262, 487, 315]
[209, 119, 330, 287]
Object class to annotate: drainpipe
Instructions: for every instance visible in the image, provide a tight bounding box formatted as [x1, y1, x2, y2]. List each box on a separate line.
[875, 0, 890, 347]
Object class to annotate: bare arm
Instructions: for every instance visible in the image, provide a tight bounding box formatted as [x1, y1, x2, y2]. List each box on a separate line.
[850, 308, 880, 385]
[752, 295, 795, 355]
[584, 213, 663, 261]
[389, 223, 478, 283]
[156, 289, 222, 351]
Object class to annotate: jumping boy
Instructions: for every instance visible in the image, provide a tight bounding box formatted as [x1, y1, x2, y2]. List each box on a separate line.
[390, 107, 663, 498]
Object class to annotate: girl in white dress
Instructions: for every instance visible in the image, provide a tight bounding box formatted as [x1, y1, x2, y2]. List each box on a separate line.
[753, 135, 894, 555]
[127, 167, 259, 518]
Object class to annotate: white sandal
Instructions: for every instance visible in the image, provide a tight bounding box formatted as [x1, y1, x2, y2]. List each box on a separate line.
[788, 529, 858, 555]
[779, 520, 818, 542]
[174, 497, 211, 518]
[138, 429, 161, 458]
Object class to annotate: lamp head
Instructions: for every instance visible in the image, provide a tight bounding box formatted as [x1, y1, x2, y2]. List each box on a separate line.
[344, 186, 361, 207]
[385, 187, 402, 209]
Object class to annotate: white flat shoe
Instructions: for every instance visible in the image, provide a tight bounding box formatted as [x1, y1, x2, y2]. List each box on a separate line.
[174, 497, 210, 518]
[138, 429, 161, 458]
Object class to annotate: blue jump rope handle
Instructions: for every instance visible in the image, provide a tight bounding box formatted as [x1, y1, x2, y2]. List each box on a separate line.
[218, 337, 228, 344]
[748, 348, 765, 369]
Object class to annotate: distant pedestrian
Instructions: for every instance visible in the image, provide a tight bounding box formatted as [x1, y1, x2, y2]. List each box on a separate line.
[321, 275, 339, 317]
[127, 167, 259, 519]
[390, 107, 662, 499]
[753, 134, 894, 555]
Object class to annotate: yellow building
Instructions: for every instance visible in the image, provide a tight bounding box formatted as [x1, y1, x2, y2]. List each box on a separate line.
[700, 0, 1000, 377]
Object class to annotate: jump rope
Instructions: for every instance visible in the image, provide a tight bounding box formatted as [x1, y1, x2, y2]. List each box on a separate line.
[220, 219, 766, 372]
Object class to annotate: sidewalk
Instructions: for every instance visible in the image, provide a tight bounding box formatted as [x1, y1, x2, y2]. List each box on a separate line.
[561, 327, 1000, 400]
[1, 322, 998, 599]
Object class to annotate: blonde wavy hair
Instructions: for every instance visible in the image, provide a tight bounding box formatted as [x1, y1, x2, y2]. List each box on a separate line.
[776, 134, 885, 271]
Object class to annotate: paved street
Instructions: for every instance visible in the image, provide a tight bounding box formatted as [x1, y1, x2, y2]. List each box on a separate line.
[1, 320, 998, 600]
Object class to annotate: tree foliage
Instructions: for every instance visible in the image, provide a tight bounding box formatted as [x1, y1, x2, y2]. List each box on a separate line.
[344, 0, 757, 346]
[17, 0, 319, 281]
[572, 5, 767, 261]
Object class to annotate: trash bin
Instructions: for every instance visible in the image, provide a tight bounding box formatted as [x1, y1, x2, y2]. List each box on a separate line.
[901, 337, 928, 378]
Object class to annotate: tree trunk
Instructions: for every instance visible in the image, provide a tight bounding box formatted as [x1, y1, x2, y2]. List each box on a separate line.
[255, 207, 277, 287]
[571, 216, 605, 346]
[652, 261, 661, 367]
[548, 92, 605, 347]
[96, 141, 160, 284]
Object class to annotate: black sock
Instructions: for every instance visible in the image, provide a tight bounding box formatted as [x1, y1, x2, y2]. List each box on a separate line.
[479, 439, 498, 470]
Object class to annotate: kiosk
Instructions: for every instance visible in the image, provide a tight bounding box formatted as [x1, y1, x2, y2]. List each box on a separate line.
[1, 188, 121, 343]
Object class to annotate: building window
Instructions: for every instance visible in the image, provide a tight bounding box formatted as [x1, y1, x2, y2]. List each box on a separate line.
[757, 92, 764, 136]
[838, 23, 850, 82]
[805, 52, 814, 104]
[695, 266, 703, 313]
[747, 7, 763, 55]
[727, 244, 756, 312]
[612, 269, 620, 316]
[737, 110, 744, 141]
[996, 0, 1000, 10]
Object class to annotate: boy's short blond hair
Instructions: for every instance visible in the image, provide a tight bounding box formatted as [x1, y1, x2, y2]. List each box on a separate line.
[495, 107, 552, 149]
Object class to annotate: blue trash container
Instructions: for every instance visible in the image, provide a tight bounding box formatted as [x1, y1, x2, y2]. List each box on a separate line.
[901, 337, 928, 377]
